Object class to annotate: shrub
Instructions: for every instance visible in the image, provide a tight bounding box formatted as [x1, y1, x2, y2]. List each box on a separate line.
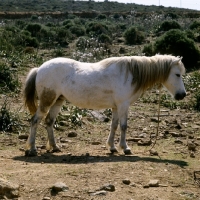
[143, 29, 200, 70]
[86, 22, 109, 35]
[69, 25, 86, 37]
[189, 20, 200, 30]
[0, 62, 20, 93]
[157, 20, 181, 32]
[98, 33, 112, 44]
[97, 14, 107, 20]
[164, 12, 178, 19]
[0, 99, 21, 132]
[25, 23, 42, 37]
[123, 26, 145, 45]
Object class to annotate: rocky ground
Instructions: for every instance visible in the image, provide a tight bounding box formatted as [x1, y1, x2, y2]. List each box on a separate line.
[0, 90, 200, 200]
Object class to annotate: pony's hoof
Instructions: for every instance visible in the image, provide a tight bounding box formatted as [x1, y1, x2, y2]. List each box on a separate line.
[124, 149, 132, 155]
[25, 149, 37, 157]
[110, 148, 118, 154]
[52, 147, 62, 153]
[47, 146, 61, 153]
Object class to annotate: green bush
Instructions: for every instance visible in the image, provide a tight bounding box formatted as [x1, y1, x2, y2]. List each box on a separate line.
[86, 22, 109, 36]
[0, 62, 20, 93]
[69, 25, 86, 37]
[143, 29, 200, 70]
[97, 14, 107, 20]
[189, 20, 200, 30]
[123, 26, 145, 45]
[157, 20, 181, 32]
[25, 23, 42, 37]
[98, 33, 112, 44]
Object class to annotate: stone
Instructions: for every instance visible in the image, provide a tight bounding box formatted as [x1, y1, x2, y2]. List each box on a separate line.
[67, 132, 77, 137]
[188, 142, 196, 151]
[100, 184, 115, 192]
[91, 141, 101, 145]
[52, 182, 69, 192]
[190, 152, 195, 158]
[18, 134, 29, 140]
[138, 139, 152, 146]
[174, 139, 183, 144]
[122, 179, 131, 185]
[148, 179, 159, 187]
[149, 149, 159, 156]
[91, 190, 107, 196]
[0, 178, 19, 198]
[151, 117, 161, 123]
[43, 197, 51, 200]
[170, 132, 181, 137]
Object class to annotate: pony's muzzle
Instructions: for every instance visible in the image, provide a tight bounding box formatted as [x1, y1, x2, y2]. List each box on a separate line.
[175, 92, 186, 100]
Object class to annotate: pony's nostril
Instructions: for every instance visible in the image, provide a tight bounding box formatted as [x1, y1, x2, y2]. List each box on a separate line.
[175, 92, 186, 100]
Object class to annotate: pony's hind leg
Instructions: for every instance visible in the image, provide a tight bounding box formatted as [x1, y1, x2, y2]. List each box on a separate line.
[106, 108, 119, 153]
[45, 96, 65, 152]
[26, 88, 58, 156]
[26, 110, 45, 156]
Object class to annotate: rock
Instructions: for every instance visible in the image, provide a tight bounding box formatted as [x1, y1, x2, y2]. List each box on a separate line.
[60, 138, 71, 143]
[174, 139, 183, 144]
[18, 134, 29, 140]
[190, 152, 195, 158]
[91, 141, 101, 145]
[43, 197, 51, 200]
[90, 111, 108, 122]
[148, 179, 159, 187]
[151, 117, 161, 123]
[122, 179, 131, 185]
[149, 149, 159, 156]
[188, 142, 196, 151]
[52, 182, 69, 192]
[170, 132, 181, 137]
[0, 178, 19, 198]
[67, 132, 77, 137]
[138, 139, 152, 146]
[100, 184, 115, 192]
[127, 138, 141, 142]
[91, 190, 107, 196]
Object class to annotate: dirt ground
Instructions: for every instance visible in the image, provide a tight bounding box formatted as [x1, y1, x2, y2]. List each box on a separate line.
[0, 89, 200, 200]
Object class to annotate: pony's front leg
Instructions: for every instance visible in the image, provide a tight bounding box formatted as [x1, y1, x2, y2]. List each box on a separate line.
[118, 103, 132, 155]
[25, 112, 43, 156]
[106, 108, 119, 153]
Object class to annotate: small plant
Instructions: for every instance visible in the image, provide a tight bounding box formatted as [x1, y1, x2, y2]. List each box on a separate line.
[0, 98, 20, 132]
[123, 26, 145, 45]
[0, 62, 21, 93]
[189, 20, 200, 30]
[156, 20, 181, 33]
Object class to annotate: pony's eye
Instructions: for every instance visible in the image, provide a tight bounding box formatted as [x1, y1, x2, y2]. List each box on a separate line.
[176, 74, 180, 77]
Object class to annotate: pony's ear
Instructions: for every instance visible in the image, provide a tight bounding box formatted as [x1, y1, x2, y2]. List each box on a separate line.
[172, 57, 182, 65]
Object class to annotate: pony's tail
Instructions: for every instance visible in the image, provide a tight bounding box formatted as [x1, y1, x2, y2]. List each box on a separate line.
[23, 68, 38, 115]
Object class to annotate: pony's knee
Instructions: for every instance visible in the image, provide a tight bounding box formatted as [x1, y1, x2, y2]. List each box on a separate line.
[121, 124, 127, 132]
[45, 116, 54, 126]
[31, 114, 39, 125]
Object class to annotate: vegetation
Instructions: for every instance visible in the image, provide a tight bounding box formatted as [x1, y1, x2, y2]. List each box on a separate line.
[143, 29, 200, 70]
[1, 0, 200, 132]
[156, 20, 181, 32]
[123, 26, 145, 45]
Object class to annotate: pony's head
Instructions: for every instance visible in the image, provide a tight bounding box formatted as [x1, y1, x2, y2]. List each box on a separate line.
[162, 57, 186, 100]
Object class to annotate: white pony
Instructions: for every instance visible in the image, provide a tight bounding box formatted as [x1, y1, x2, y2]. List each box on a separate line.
[23, 55, 186, 156]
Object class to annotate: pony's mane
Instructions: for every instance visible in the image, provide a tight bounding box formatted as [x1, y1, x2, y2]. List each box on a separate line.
[100, 55, 185, 92]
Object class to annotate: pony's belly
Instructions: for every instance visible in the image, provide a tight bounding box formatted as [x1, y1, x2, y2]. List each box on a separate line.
[64, 94, 115, 109]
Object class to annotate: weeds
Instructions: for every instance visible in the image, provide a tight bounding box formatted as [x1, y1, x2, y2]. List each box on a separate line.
[0, 98, 21, 132]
